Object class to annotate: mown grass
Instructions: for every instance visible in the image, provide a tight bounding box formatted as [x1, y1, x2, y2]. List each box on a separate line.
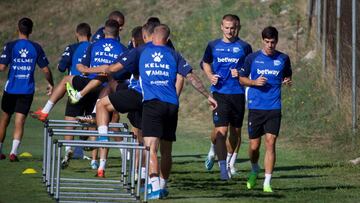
[1, 0, 360, 202]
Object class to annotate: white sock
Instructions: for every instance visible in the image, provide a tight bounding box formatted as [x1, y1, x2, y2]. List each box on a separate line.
[42, 101, 54, 113]
[92, 99, 100, 114]
[99, 159, 106, 170]
[251, 163, 260, 173]
[98, 125, 108, 134]
[208, 143, 215, 157]
[10, 139, 20, 155]
[264, 173, 272, 186]
[160, 177, 168, 189]
[226, 153, 232, 165]
[150, 176, 160, 191]
[65, 146, 72, 153]
[75, 92, 83, 100]
[141, 167, 146, 180]
[230, 153, 237, 167]
[0, 142, 3, 154]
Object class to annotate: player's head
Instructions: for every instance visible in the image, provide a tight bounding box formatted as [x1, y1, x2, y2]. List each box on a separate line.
[261, 26, 278, 55]
[221, 14, 236, 40]
[18, 17, 33, 36]
[147, 17, 161, 24]
[131, 26, 145, 48]
[232, 14, 241, 37]
[76, 23, 91, 40]
[153, 24, 170, 43]
[142, 22, 157, 42]
[104, 19, 120, 38]
[108, 10, 125, 31]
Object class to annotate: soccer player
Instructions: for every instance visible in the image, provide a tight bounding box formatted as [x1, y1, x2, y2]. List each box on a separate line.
[202, 14, 252, 180]
[32, 19, 127, 123]
[0, 17, 54, 161]
[80, 24, 217, 199]
[239, 26, 292, 192]
[91, 10, 124, 43]
[56, 23, 97, 169]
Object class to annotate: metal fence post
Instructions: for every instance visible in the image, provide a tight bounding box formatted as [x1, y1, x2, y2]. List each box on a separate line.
[336, 0, 341, 106]
[322, 0, 327, 76]
[352, 0, 357, 133]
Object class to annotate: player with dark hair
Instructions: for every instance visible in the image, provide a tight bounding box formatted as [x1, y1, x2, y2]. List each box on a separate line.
[0, 17, 54, 161]
[239, 26, 292, 192]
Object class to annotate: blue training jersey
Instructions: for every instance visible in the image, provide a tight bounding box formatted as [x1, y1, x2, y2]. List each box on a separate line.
[0, 39, 49, 94]
[202, 38, 252, 94]
[240, 50, 292, 110]
[118, 42, 192, 105]
[81, 38, 127, 79]
[58, 41, 91, 76]
[91, 26, 121, 43]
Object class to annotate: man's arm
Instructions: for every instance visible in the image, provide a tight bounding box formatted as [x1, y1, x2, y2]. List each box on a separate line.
[0, 64, 7, 72]
[186, 72, 217, 109]
[239, 75, 267, 87]
[175, 74, 184, 97]
[202, 62, 219, 85]
[41, 66, 54, 95]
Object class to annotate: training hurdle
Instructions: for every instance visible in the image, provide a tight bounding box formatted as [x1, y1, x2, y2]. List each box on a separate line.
[52, 139, 150, 202]
[42, 119, 129, 192]
[42, 119, 150, 202]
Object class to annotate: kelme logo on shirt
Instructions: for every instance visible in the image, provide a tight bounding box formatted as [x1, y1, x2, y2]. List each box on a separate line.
[103, 43, 113, 52]
[274, 60, 281, 66]
[19, 49, 29, 58]
[152, 52, 163, 62]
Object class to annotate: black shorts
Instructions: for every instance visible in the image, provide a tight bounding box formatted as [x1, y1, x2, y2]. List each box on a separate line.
[67, 76, 103, 117]
[142, 100, 178, 142]
[108, 88, 143, 129]
[212, 92, 245, 128]
[127, 111, 142, 129]
[116, 80, 130, 91]
[64, 98, 94, 117]
[248, 109, 282, 139]
[1, 91, 34, 115]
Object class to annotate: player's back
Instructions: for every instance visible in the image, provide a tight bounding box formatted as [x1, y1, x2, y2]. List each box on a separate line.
[1, 39, 48, 94]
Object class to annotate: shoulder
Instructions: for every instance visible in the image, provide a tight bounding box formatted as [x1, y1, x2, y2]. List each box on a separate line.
[236, 38, 252, 49]
[29, 41, 45, 52]
[208, 38, 222, 48]
[246, 50, 262, 61]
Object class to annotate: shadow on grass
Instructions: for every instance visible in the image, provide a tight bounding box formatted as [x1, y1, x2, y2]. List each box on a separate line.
[275, 164, 332, 171]
[277, 185, 357, 191]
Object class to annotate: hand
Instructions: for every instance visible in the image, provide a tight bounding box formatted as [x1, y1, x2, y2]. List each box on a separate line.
[282, 77, 292, 86]
[230, 68, 238, 78]
[46, 84, 53, 96]
[210, 74, 220, 85]
[207, 95, 218, 110]
[253, 74, 267, 86]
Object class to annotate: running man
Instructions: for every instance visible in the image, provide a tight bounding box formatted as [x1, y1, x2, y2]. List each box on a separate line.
[239, 26, 292, 192]
[56, 23, 98, 169]
[0, 17, 54, 161]
[202, 14, 252, 180]
[80, 24, 217, 199]
[92, 10, 124, 43]
[32, 19, 127, 123]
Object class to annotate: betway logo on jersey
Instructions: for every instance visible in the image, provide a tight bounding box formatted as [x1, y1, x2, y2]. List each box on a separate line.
[257, 69, 280, 76]
[217, 57, 239, 63]
[145, 70, 169, 77]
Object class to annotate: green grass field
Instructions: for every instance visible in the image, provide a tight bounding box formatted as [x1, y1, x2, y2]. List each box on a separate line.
[1, 0, 360, 202]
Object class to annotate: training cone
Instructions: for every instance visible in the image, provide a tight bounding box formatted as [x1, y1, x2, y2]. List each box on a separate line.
[22, 168, 37, 174]
[19, 152, 33, 157]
